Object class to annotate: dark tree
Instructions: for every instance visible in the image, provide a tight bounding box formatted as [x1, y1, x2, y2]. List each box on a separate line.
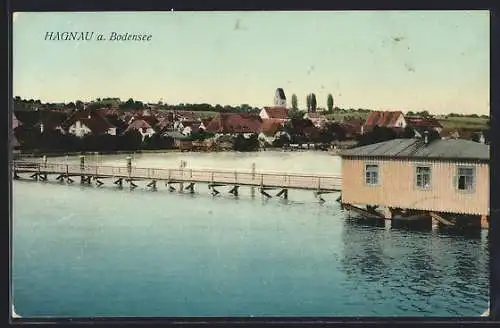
[233, 133, 259, 152]
[306, 94, 311, 111]
[357, 126, 398, 146]
[288, 109, 305, 120]
[310, 93, 317, 112]
[327, 94, 334, 112]
[291, 94, 298, 110]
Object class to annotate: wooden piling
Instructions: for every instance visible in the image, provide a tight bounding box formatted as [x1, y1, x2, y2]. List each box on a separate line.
[229, 185, 239, 197]
[129, 180, 137, 190]
[251, 163, 256, 198]
[480, 215, 489, 229]
[276, 189, 288, 199]
[260, 188, 272, 198]
[186, 182, 195, 193]
[114, 178, 123, 188]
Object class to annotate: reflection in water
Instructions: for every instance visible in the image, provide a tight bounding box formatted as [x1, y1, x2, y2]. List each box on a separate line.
[340, 218, 489, 316]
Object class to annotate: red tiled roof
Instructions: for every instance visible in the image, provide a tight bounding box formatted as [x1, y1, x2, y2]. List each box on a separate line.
[260, 119, 283, 137]
[205, 113, 262, 134]
[124, 119, 152, 134]
[263, 107, 289, 120]
[405, 116, 443, 129]
[363, 111, 404, 130]
[201, 118, 213, 127]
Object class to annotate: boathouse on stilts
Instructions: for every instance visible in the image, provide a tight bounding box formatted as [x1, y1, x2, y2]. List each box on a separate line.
[338, 134, 489, 230]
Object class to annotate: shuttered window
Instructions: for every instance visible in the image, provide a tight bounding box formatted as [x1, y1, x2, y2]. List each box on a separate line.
[456, 166, 475, 191]
[365, 164, 379, 185]
[415, 166, 431, 189]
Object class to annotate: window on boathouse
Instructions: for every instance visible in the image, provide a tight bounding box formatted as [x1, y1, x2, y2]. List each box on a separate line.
[365, 164, 379, 185]
[415, 166, 431, 189]
[456, 166, 475, 191]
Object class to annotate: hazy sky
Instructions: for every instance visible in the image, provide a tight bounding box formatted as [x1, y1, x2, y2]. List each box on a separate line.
[13, 11, 489, 114]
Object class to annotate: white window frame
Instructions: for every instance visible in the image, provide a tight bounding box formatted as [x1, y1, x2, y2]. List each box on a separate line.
[415, 165, 432, 190]
[455, 166, 476, 192]
[364, 163, 380, 186]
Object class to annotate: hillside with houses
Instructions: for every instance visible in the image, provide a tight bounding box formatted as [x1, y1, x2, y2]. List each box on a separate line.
[11, 89, 490, 155]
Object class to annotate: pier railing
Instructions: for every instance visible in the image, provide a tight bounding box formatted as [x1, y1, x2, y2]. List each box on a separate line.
[13, 161, 342, 191]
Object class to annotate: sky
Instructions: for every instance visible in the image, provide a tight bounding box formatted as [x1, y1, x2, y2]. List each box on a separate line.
[13, 11, 490, 114]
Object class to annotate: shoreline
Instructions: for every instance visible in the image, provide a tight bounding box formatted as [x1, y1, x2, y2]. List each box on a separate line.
[17, 148, 341, 159]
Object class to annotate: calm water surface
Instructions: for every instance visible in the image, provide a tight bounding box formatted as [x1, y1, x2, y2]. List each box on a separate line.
[12, 152, 489, 317]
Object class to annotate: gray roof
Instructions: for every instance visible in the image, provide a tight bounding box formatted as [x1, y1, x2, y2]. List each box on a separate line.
[340, 138, 489, 161]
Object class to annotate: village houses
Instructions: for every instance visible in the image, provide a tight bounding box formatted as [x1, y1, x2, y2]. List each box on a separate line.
[362, 110, 407, 135]
[259, 107, 289, 123]
[258, 119, 290, 145]
[303, 111, 328, 128]
[122, 117, 155, 141]
[62, 108, 117, 137]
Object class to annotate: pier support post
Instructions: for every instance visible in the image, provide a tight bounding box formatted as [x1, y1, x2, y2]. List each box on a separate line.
[260, 188, 272, 198]
[431, 215, 440, 231]
[276, 189, 288, 199]
[80, 155, 85, 171]
[385, 219, 391, 231]
[229, 185, 239, 197]
[128, 179, 137, 190]
[251, 163, 256, 198]
[126, 156, 132, 180]
[186, 182, 195, 194]
[79, 155, 86, 184]
[480, 215, 489, 230]
[147, 180, 157, 190]
[114, 178, 123, 188]
[383, 207, 393, 220]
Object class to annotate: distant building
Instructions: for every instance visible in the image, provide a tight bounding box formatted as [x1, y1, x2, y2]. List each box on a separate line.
[303, 112, 328, 128]
[205, 113, 262, 137]
[340, 137, 489, 228]
[258, 119, 289, 145]
[123, 118, 155, 141]
[62, 108, 116, 137]
[405, 116, 443, 135]
[274, 88, 287, 108]
[259, 107, 289, 122]
[362, 111, 406, 134]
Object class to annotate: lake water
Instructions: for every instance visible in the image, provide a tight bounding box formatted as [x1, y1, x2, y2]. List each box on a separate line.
[12, 151, 489, 317]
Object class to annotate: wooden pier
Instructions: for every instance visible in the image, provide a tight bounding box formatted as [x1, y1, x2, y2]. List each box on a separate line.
[11, 160, 342, 198]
